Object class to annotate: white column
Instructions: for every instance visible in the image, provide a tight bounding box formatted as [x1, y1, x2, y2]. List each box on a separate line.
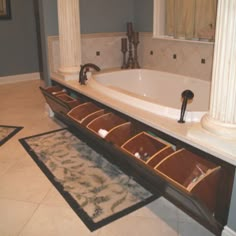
[201, 0, 236, 139]
[57, 0, 81, 78]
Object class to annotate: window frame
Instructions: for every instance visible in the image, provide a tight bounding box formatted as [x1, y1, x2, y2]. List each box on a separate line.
[153, 0, 215, 45]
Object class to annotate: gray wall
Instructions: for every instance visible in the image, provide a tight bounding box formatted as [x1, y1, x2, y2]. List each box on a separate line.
[134, 0, 153, 32]
[0, 0, 152, 77]
[38, 0, 58, 85]
[0, 0, 39, 77]
[80, 0, 153, 33]
[80, 0, 134, 33]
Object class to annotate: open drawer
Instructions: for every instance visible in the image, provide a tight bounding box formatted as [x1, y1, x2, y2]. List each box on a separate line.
[87, 112, 127, 138]
[67, 102, 105, 126]
[155, 148, 221, 213]
[105, 122, 144, 147]
[40, 86, 83, 114]
[121, 132, 174, 164]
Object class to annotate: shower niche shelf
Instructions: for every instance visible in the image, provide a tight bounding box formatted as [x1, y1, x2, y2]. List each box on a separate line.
[40, 83, 235, 236]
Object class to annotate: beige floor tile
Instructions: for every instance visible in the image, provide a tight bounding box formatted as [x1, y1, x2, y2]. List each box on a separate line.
[41, 186, 70, 208]
[0, 198, 38, 236]
[130, 197, 178, 220]
[98, 215, 178, 236]
[0, 157, 52, 203]
[19, 204, 99, 236]
[179, 220, 214, 236]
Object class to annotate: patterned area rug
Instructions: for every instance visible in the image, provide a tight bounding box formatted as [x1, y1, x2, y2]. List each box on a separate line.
[0, 125, 23, 146]
[19, 128, 157, 231]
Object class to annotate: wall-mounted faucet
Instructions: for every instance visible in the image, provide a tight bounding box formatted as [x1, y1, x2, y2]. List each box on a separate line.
[178, 90, 194, 123]
[79, 63, 101, 85]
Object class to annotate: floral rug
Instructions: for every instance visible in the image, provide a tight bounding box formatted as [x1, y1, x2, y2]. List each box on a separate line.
[0, 125, 23, 146]
[19, 128, 157, 231]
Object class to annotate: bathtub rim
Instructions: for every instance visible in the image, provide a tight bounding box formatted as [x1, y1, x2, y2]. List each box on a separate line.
[89, 69, 208, 122]
[50, 71, 236, 167]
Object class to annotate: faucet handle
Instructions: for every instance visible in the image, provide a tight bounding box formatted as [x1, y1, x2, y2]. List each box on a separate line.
[79, 63, 101, 85]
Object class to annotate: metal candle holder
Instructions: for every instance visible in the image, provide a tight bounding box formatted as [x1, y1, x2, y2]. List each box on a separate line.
[126, 22, 134, 68]
[132, 32, 140, 69]
[121, 38, 127, 69]
[121, 22, 140, 69]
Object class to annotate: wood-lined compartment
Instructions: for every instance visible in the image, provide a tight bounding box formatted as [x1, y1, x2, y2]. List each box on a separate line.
[40, 86, 84, 114]
[121, 132, 171, 163]
[155, 149, 221, 212]
[67, 102, 104, 125]
[43, 85, 66, 95]
[146, 146, 175, 168]
[87, 112, 127, 138]
[105, 122, 143, 147]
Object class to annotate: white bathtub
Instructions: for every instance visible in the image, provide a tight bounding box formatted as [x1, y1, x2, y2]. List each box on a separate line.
[89, 69, 210, 122]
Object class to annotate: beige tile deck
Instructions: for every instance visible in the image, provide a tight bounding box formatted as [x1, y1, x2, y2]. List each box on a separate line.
[0, 79, 214, 236]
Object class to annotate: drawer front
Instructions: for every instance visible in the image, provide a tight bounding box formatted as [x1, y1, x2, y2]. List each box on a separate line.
[40, 86, 81, 115]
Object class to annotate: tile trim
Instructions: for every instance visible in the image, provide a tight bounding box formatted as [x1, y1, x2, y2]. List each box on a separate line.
[0, 72, 40, 85]
[222, 226, 236, 236]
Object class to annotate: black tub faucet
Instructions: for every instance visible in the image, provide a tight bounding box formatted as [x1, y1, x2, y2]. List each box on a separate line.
[79, 63, 101, 85]
[178, 90, 194, 123]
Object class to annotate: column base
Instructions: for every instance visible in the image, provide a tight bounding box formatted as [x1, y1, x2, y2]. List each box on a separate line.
[187, 123, 236, 162]
[222, 226, 236, 236]
[201, 114, 236, 139]
[58, 66, 80, 74]
[57, 69, 80, 81]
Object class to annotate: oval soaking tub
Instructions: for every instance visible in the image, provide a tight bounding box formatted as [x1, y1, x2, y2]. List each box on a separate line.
[89, 69, 210, 122]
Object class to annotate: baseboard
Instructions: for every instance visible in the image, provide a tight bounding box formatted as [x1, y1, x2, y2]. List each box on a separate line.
[222, 226, 236, 236]
[0, 72, 40, 85]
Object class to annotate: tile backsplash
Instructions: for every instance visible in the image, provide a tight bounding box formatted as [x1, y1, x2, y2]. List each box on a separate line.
[139, 33, 214, 81]
[48, 32, 214, 81]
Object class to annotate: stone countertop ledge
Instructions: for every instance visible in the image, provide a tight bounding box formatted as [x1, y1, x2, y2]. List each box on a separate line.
[51, 71, 236, 167]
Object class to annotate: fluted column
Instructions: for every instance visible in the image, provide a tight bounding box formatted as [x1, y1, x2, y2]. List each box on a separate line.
[57, 0, 81, 77]
[201, 0, 236, 139]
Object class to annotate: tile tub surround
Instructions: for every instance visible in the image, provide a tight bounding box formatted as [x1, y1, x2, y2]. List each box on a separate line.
[51, 72, 236, 166]
[48, 32, 236, 162]
[48, 32, 214, 81]
[139, 33, 214, 82]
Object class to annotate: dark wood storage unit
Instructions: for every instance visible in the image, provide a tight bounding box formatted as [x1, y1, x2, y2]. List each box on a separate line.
[40, 86, 84, 115]
[67, 102, 105, 126]
[121, 132, 173, 163]
[105, 122, 144, 147]
[87, 112, 127, 138]
[40, 82, 235, 236]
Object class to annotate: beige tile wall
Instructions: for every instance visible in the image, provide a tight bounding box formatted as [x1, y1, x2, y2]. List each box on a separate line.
[139, 33, 214, 81]
[48, 32, 214, 81]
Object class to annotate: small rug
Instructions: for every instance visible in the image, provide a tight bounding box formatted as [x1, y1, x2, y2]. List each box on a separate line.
[19, 128, 157, 231]
[0, 125, 23, 146]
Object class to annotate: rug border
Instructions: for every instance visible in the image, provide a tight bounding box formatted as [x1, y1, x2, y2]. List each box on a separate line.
[0, 125, 23, 146]
[19, 128, 158, 231]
